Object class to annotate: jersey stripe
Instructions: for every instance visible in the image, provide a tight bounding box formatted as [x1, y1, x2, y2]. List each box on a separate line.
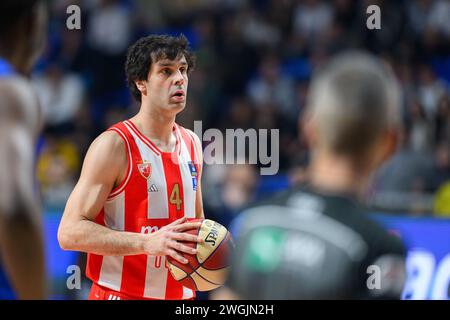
[184, 127, 200, 166]
[124, 120, 161, 155]
[178, 127, 199, 169]
[144, 256, 168, 299]
[119, 123, 148, 297]
[103, 191, 126, 231]
[179, 137, 196, 219]
[161, 150, 186, 299]
[107, 127, 133, 199]
[146, 155, 169, 219]
[177, 135, 197, 298]
[98, 192, 126, 291]
[86, 210, 106, 283]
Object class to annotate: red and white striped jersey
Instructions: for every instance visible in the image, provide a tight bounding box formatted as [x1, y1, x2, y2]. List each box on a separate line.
[86, 120, 201, 300]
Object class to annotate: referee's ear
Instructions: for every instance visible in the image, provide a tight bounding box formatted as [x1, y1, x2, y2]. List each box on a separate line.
[375, 128, 399, 168]
[300, 110, 318, 150]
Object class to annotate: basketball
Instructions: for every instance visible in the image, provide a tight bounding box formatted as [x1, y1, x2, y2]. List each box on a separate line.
[167, 219, 234, 291]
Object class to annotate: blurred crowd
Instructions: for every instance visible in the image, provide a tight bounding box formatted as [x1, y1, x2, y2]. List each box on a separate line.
[34, 0, 450, 223]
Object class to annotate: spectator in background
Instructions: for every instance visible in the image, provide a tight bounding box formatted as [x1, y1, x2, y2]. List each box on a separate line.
[427, 0, 450, 37]
[264, 0, 295, 36]
[134, 0, 166, 32]
[37, 139, 79, 211]
[430, 142, 450, 191]
[417, 64, 447, 121]
[220, 96, 256, 131]
[87, 0, 131, 56]
[373, 129, 434, 194]
[408, 0, 436, 37]
[434, 181, 450, 218]
[58, 27, 85, 73]
[218, 12, 258, 96]
[85, 0, 132, 110]
[187, 67, 221, 126]
[408, 0, 450, 38]
[206, 164, 259, 229]
[49, 0, 86, 72]
[396, 63, 417, 119]
[293, 0, 333, 45]
[406, 99, 433, 153]
[333, 0, 358, 33]
[358, 0, 406, 52]
[247, 53, 297, 120]
[238, 5, 281, 48]
[435, 95, 450, 143]
[32, 62, 85, 131]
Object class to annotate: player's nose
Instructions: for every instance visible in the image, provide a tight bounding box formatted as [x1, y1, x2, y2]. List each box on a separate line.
[174, 70, 185, 86]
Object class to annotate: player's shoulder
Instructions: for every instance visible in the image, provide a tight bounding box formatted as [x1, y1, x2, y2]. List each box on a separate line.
[96, 129, 124, 144]
[0, 76, 38, 119]
[87, 125, 128, 161]
[79, 127, 128, 180]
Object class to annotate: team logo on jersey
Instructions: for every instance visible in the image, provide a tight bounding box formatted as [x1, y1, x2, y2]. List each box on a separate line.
[137, 160, 152, 180]
[188, 161, 198, 191]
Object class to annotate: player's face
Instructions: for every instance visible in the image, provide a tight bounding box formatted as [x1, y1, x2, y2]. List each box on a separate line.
[146, 55, 189, 114]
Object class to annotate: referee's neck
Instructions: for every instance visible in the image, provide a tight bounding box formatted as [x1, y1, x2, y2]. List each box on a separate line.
[308, 152, 371, 198]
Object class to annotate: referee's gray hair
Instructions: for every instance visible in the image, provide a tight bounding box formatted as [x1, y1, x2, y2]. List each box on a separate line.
[306, 51, 401, 156]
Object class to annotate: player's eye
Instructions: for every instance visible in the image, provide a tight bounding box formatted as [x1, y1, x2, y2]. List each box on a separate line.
[162, 68, 172, 75]
[180, 67, 187, 74]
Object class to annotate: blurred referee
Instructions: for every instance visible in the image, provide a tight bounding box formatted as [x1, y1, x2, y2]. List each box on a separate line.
[0, 0, 47, 299]
[216, 52, 407, 300]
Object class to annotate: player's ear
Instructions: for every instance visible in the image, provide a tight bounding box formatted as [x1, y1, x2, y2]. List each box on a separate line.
[135, 80, 147, 97]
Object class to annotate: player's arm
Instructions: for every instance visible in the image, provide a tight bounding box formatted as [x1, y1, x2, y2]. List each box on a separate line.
[57, 131, 202, 264]
[0, 80, 47, 299]
[189, 130, 204, 219]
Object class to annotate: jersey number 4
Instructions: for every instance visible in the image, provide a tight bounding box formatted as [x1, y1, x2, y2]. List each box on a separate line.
[169, 183, 182, 211]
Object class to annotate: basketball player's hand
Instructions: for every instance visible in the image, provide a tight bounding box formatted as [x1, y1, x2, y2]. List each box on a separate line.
[143, 217, 203, 264]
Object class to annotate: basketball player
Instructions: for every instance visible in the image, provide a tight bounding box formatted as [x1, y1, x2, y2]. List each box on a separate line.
[58, 35, 205, 300]
[0, 0, 47, 299]
[215, 52, 407, 299]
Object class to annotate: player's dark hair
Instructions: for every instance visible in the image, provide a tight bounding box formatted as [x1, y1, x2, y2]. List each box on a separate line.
[0, 0, 43, 39]
[125, 34, 196, 102]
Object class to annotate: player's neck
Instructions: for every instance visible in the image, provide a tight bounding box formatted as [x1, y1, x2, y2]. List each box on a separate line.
[308, 151, 371, 198]
[131, 107, 177, 148]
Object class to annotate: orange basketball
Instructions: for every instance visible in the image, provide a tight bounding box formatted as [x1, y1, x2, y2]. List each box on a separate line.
[167, 219, 234, 291]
